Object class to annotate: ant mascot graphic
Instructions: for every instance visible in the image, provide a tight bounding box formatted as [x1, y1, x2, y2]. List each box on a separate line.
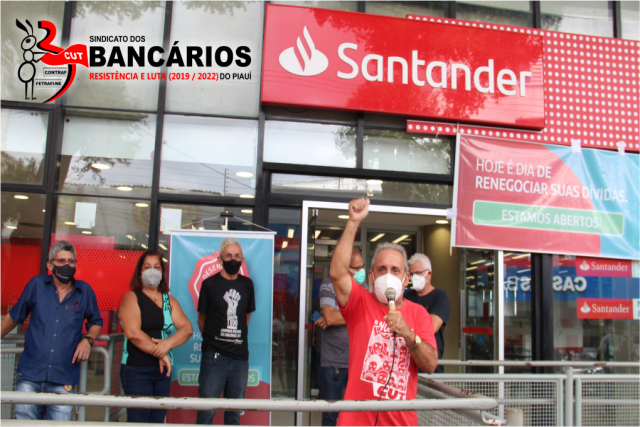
[15, 19, 88, 103]
[16, 19, 46, 100]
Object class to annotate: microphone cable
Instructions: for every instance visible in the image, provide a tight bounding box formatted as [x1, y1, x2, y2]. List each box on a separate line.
[374, 333, 397, 427]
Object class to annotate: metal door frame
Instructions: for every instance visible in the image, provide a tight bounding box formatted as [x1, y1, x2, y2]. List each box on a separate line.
[296, 201, 447, 425]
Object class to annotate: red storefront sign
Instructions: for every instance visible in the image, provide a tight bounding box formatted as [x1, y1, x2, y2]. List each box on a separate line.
[575, 257, 633, 277]
[576, 298, 634, 319]
[262, 4, 545, 129]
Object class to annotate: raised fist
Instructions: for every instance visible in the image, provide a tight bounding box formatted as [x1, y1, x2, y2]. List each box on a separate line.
[348, 198, 370, 223]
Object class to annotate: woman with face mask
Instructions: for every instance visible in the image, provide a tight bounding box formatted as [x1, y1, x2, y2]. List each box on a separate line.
[118, 250, 193, 423]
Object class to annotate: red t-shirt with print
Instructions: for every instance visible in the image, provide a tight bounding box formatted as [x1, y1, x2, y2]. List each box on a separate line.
[337, 279, 436, 426]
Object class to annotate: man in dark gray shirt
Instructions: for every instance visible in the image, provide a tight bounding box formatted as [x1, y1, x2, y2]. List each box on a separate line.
[314, 248, 364, 426]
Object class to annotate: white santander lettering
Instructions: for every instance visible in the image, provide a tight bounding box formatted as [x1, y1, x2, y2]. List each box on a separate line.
[519, 71, 532, 96]
[426, 61, 447, 88]
[452, 64, 471, 90]
[337, 43, 358, 79]
[411, 50, 425, 86]
[388, 56, 408, 84]
[362, 54, 383, 82]
[474, 59, 494, 94]
[497, 69, 517, 96]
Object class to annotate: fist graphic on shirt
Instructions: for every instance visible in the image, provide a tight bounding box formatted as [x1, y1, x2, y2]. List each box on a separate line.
[224, 289, 241, 315]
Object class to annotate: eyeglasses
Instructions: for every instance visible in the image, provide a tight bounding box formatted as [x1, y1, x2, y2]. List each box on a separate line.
[221, 253, 242, 262]
[349, 266, 365, 272]
[412, 269, 430, 276]
[52, 258, 77, 267]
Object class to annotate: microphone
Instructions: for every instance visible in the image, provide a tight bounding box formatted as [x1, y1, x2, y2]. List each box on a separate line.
[385, 288, 398, 338]
[385, 287, 396, 310]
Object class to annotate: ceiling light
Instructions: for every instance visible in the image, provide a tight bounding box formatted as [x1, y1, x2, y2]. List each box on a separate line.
[91, 163, 110, 170]
[221, 225, 226, 231]
[6, 225, 17, 229]
[320, 236, 331, 240]
[241, 209, 253, 214]
[517, 269, 531, 273]
[366, 179, 383, 185]
[13, 195, 28, 200]
[471, 259, 485, 265]
[42, 209, 46, 212]
[282, 241, 289, 249]
[82, 231, 92, 235]
[287, 229, 294, 238]
[370, 233, 385, 242]
[163, 258, 168, 263]
[117, 186, 132, 192]
[466, 266, 478, 271]
[329, 226, 341, 230]
[392, 234, 409, 244]
[135, 203, 149, 208]
[236, 171, 254, 178]
[64, 221, 75, 225]
[436, 220, 449, 224]
[315, 230, 321, 238]
[198, 227, 205, 230]
[338, 215, 349, 219]
[126, 235, 134, 240]
[141, 243, 147, 249]
[512, 254, 530, 259]
[158, 243, 167, 250]
[239, 194, 255, 199]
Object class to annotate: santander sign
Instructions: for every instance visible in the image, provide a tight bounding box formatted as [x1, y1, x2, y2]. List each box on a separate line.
[262, 4, 545, 129]
[577, 298, 634, 320]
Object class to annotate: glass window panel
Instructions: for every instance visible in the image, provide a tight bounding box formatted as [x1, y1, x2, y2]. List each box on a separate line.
[271, 174, 452, 204]
[160, 115, 258, 197]
[265, 107, 357, 126]
[457, 1, 533, 27]
[264, 121, 356, 168]
[552, 255, 639, 374]
[621, 1, 640, 41]
[65, 1, 166, 110]
[59, 109, 157, 198]
[364, 129, 451, 175]
[157, 204, 253, 259]
[1, 1, 65, 103]
[1, 192, 46, 307]
[54, 195, 149, 251]
[365, 1, 446, 18]
[165, 1, 264, 117]
[271, 1, 357, 11]
[1, 109, 48, 184]
[460, 248, 496, 373]
[269, 207, 300, 420]
[541, 1, 614, 38]
[364, 113, 406, 129]
[503, 252, 532, 373]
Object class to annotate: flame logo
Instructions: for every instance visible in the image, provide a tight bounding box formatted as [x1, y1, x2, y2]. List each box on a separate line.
[579, 260, 590, 271]
[279, 26, 328, 76]
[580, 301, 591, 313]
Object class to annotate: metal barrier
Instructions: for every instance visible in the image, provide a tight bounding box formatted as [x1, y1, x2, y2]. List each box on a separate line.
[575, 374, 639, 427]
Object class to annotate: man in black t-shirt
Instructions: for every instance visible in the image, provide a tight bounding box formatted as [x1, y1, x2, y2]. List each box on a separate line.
[196, 237, 256, 425]
[406, 253, 451, 374]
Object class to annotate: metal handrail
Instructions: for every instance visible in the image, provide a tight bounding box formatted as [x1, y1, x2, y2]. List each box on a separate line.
[437, 359, 639, 368]
[0, 346, 111, 395]
[1, 391, 499, 413]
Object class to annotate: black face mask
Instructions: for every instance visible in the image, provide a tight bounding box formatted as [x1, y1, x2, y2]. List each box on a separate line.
[222, 259, 242, 275]
[52, 264, 76, 284]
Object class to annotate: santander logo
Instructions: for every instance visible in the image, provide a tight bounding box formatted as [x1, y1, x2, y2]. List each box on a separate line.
[579, 260, 590, 271]
[279, 26, 328, 76]
[580, 301, 591, 313]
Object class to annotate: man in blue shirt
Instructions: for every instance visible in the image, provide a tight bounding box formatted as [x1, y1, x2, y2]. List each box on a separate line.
[0, 240, 103, 421]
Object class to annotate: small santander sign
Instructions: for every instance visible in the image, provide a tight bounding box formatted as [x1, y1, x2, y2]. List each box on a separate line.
[575, 257, 632, 278]
[576, 298, 634, 320]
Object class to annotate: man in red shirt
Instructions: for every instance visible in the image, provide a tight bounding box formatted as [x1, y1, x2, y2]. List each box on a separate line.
[330, 197, 438, 426]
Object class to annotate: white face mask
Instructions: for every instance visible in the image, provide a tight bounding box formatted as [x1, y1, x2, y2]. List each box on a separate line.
[373, 273, 404, 305]
[412, 273, 427, 292]
[141, 269, 162, 288]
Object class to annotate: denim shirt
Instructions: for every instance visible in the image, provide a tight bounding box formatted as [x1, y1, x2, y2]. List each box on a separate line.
[9, 275, 103, 385]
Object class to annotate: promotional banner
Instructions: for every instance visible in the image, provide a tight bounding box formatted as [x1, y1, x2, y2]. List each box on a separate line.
[167, 230, 274, 425]
[451, 134, 640, 259]
[262, 4, 544, 129]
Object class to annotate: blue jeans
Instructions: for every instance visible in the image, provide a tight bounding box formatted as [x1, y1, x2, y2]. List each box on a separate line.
[320, 366, 348, 426]
[196, 351, 248, 425]
[15, 374, 73, 421]
[120, 364, 172, 423]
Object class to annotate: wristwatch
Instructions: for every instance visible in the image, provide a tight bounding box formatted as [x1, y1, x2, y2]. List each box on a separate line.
[83, 336, 94, 346]
[407, 333, 422, 350]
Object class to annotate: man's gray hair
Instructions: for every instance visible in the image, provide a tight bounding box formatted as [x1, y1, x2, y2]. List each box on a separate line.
[220, 237, 242, 255]
[408, 253, 432, 271]
[49, 240, 77, 262]
[370, 242, 409, 273]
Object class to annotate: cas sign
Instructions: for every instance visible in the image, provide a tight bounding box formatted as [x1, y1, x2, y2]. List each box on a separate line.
[262, 4, 544, 129]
